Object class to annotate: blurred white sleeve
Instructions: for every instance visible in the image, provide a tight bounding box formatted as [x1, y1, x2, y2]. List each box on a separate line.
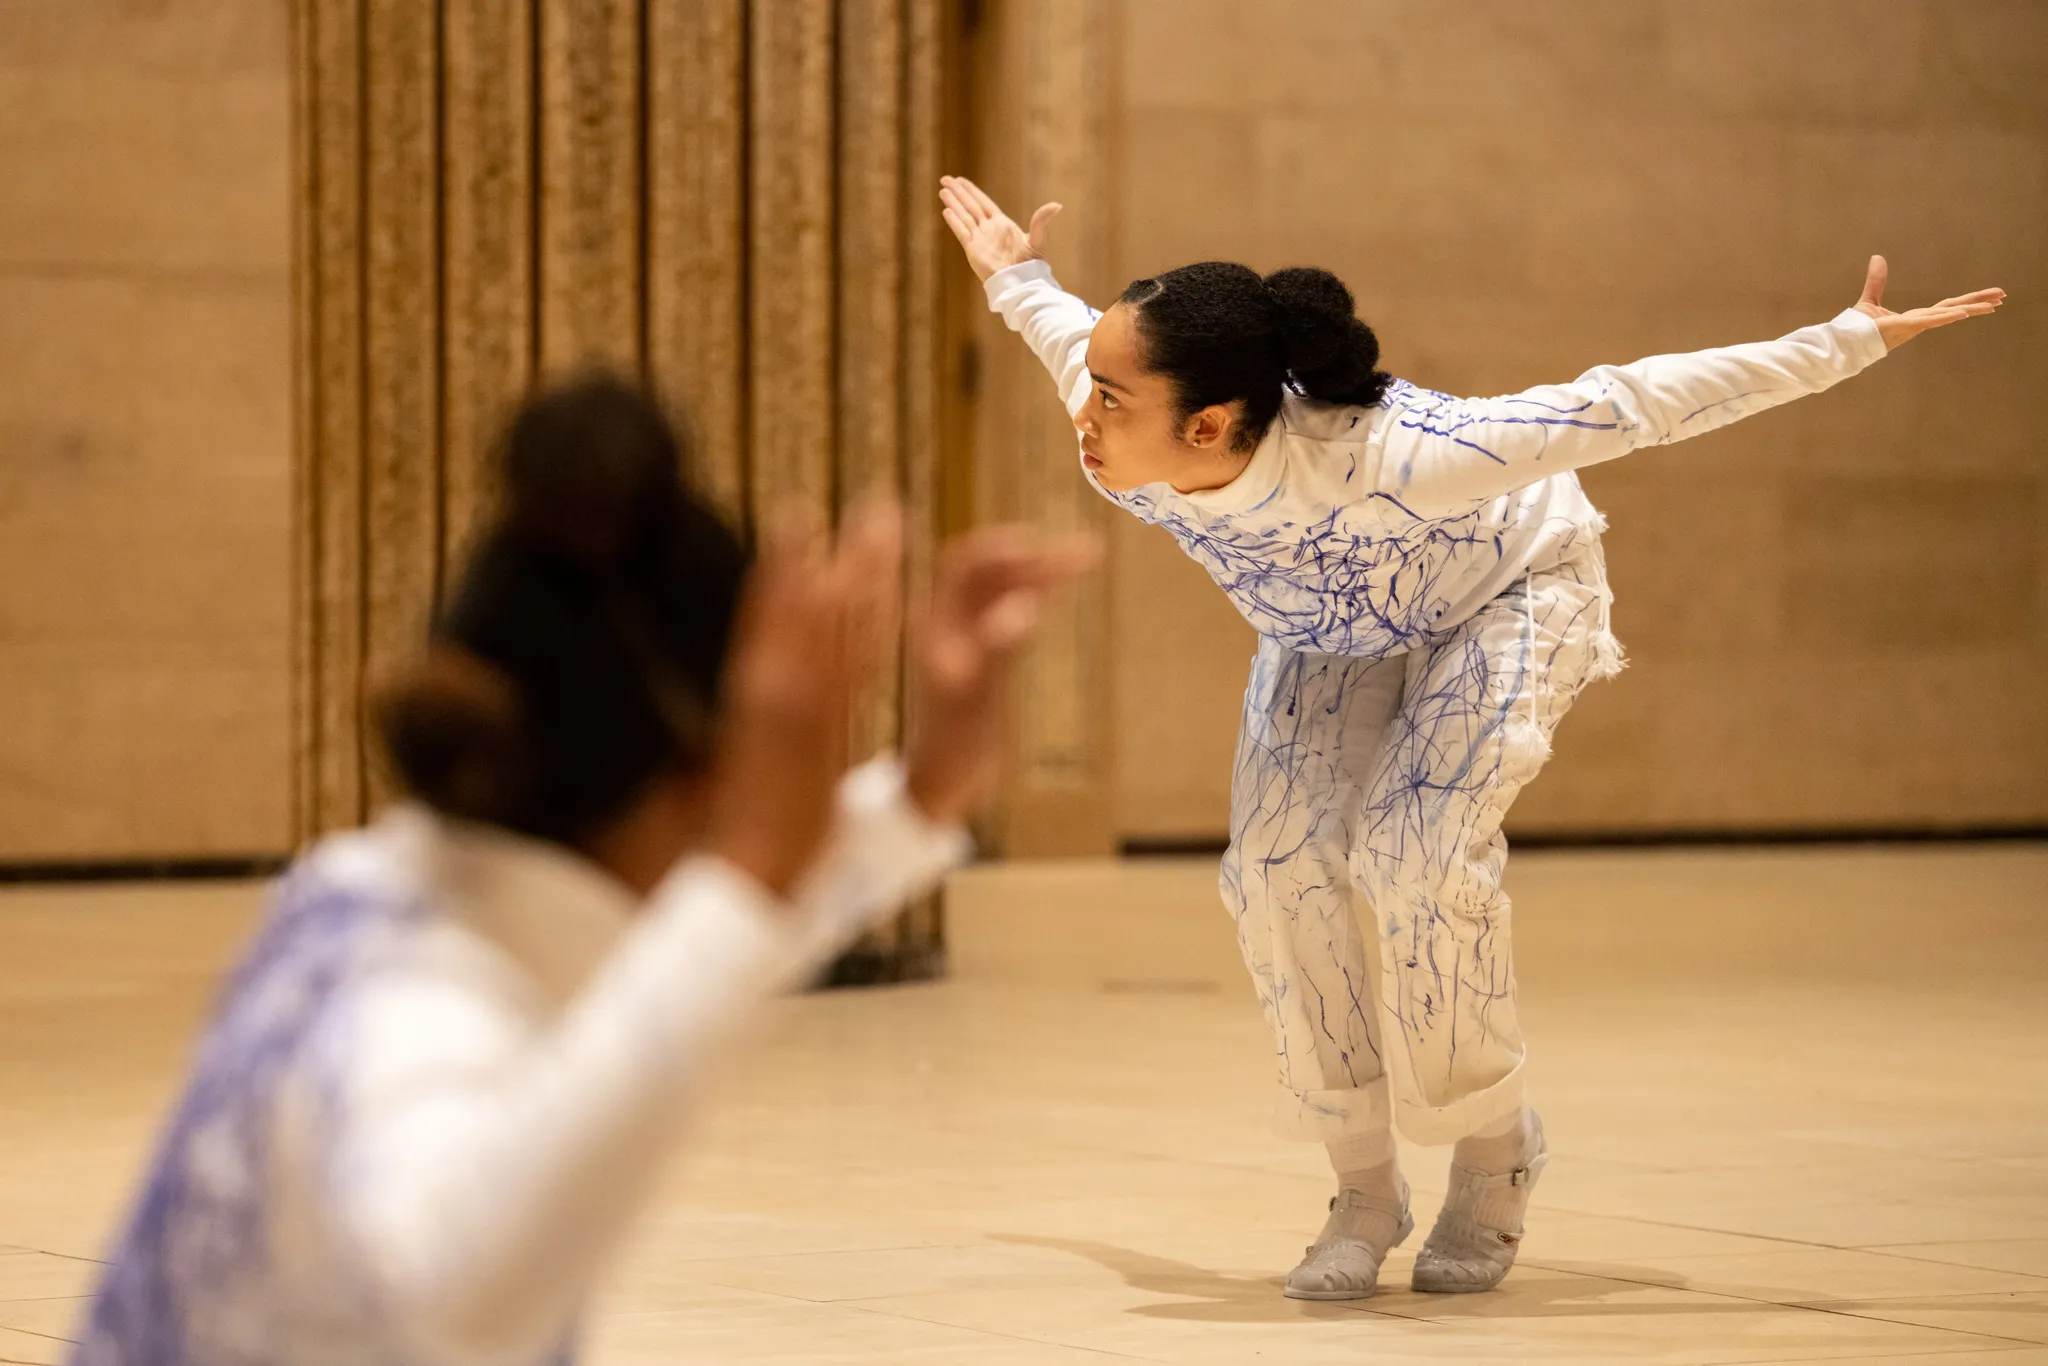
[782, 756, 974, 977]
[315, 764, 966, 1365]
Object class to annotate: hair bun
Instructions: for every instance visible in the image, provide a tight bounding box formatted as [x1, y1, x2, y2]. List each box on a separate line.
[375, 649, 533, 826]
[1261, 266, 1388, 407]
[500, 372, 686, 569]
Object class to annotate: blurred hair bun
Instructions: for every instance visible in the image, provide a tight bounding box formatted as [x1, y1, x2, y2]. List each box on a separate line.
[375, 648, 533, 826]
[500, 372, 686, 569]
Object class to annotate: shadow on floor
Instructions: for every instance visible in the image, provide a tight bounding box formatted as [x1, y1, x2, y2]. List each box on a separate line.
[995, 1234, 1870, 1326]
[990, 1233, 1355, 1324]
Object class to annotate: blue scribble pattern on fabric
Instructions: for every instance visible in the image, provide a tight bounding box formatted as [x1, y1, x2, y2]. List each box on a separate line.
[69, 863, 572, 1366]
[1107, 382, 1605, 659]
[1219, 543, 1622, 1140]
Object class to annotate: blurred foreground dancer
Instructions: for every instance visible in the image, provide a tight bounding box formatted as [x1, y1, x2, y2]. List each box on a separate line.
[941, 173, 2004, 1300]
[72, 375, 1089, 1365]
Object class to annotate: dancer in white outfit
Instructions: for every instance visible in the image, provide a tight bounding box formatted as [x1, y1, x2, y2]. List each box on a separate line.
[72, 376, 1089, 1366]
[941, 174, 2003, 1298]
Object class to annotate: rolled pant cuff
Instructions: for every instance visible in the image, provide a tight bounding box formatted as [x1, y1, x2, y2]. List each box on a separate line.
[1393, 1061, 1527, 1146]
[1272, 1080, 1394, 1142]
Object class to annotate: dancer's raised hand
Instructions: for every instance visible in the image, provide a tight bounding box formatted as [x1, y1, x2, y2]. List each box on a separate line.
[1853, 255, 2005, 351]
[940, 175, 1061, 282]
[905, 526, 1098, 824]
[707, 504, 902, 897]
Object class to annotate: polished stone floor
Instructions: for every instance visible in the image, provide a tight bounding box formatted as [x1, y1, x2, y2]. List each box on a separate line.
[2, 843, 2044, 1363]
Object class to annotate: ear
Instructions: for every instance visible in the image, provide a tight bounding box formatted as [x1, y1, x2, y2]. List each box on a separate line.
[1183, 404, 1236, 450]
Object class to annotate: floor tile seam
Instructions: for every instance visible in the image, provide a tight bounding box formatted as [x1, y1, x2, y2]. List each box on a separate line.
[829, 1284, 1523, 1334]
[1780, 1299, 2048, 1350]
[638, 1239, 952, 1266]
[0, 1324, 70, 1347]
[829, 1297, 1175, 1362]
[1512, 1258, 1963, 1315]
[1665, 1284, 2048, 1308]
[1730, 1342, 2038, 1365]
[1532, 1202, 1904, 1253]
[605, 1278, 1169, 1361]
[1852, 1249, 2048, 1276]
[1861, 1242, 2048, 1251]
[1609, 1245, 2048, 1281]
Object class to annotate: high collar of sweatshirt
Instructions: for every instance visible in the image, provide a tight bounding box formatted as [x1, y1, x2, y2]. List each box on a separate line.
[332, 804, 639, 1008]
[1111, 402, 1291, 519]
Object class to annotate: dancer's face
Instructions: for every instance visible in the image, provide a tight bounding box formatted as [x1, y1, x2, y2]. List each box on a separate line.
[1077, 304, 1251, 495]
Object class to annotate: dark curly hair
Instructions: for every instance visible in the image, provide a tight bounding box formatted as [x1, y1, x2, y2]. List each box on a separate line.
[377, 374, 749, 844]
[1119, 262, 1391, 453]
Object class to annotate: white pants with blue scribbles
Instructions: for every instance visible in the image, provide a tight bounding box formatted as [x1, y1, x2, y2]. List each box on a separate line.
[1220, 538, 1622, 1146]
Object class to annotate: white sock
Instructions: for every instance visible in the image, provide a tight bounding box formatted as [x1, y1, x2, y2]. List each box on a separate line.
[1451, 1108, 1537, 1175]
[1326, 1129, 1399, 1191]
[1326, 1129, 1403, 1247]
[1451, 1108, 1542, 1233]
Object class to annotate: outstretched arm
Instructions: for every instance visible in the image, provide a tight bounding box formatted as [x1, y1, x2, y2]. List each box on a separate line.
[942, 175, 1100, 415]
[1370, 256, 2004, 518]
[314, 519, 1092, 1366]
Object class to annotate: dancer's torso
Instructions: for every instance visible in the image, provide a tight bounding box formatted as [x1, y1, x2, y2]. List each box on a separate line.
[1100, 383, 1605, 658]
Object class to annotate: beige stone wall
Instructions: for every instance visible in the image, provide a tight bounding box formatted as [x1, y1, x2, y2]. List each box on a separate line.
[0, 3, 293, 859]
[1108, 0, 2047, 839]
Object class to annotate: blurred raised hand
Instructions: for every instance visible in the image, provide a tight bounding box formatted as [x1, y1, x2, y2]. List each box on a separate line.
[905, 526, 1099, 825]
[706, 504, 902, 897]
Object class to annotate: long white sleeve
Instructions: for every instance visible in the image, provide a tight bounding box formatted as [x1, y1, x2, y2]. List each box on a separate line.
[985, 259, 1099, 416]
[1370, 310, 1888, 517]
[314, 762, 968, 1365]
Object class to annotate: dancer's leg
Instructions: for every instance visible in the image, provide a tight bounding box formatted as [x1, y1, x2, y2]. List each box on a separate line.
[1354, 542, 1618, 1143]
[1348, 540, 1620, 1290]
[1219, 635, 1411, 1298]
[1222, 634, 1406, 1146]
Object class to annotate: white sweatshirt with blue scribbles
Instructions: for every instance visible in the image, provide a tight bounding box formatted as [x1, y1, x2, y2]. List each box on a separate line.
[986, 260, 1889, 658]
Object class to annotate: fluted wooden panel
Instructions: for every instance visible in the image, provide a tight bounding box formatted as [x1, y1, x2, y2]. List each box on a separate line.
[748, 0, 836, 514]
[892, 0, 949, 964]
[839, 0, 906, 760]
[970, 0, 1116, 854]
[296, 0, 961, 975]
[361, 0, 443, 808]
[294, 0, 367, 838]
[539, 0, 641, 375]
[443, 0, 534, 559]
[901, 0, 945, 613]
[648, 0, 747, 517]
[1017, 0, 1110, 788]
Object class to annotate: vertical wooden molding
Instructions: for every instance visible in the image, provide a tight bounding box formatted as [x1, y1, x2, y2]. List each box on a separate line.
[295, 0, 967, 981]
[748, 0, 837, 515]
[895, 0, 949, 961]
[297, 0, 370, 838]
[901, 0, 945, 663]
[647, 0, 748, 519]
[539, 0, 642, 376]
[289, 0, 318, 844]
[972, 0, 1116, 855]
[839, 0, 907, 764]
[443, 0, 535, 563]
[361, 0, 444, 812]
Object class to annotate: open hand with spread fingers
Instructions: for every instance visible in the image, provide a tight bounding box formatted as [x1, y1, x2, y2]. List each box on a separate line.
[939, 175, 1062, 282]
[1854, 255, 2005, 351]
[905, 527, 1099, 826]
[706, 504, 903, 899]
